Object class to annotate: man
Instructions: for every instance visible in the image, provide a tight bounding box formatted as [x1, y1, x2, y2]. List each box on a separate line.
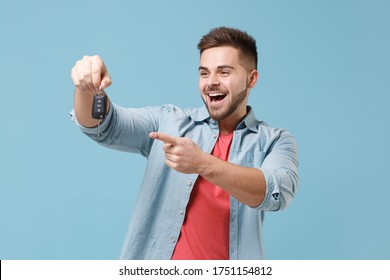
[71, 27, 298, 260]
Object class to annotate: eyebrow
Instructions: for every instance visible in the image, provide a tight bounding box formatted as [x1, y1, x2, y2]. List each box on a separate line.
[198, 65, 235, 71]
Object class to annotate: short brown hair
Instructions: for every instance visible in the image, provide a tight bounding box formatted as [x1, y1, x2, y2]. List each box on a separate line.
[197, 27, 258, 70]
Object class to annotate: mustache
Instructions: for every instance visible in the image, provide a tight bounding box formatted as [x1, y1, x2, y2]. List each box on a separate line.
[205, 85, 228, 93]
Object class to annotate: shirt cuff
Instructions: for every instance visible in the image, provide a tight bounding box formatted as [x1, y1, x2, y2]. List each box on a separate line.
[253, 168, 280, 211]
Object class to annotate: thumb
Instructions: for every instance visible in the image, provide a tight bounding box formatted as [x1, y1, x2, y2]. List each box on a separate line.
[100, 70, 112, 90]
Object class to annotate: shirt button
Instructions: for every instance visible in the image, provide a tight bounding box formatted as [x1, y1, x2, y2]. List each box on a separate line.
[170, 237, 176, 243]
[212, 133, 218, 139]
[187, 180, 193, 186]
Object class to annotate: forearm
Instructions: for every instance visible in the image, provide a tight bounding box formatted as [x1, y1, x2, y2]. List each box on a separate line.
[199, 155, 266, 207]
[150, 130, 298, 210]
[149, 132, 267, 207]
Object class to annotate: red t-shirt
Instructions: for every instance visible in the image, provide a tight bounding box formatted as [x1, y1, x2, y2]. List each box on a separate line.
[171, 132, 233, 260]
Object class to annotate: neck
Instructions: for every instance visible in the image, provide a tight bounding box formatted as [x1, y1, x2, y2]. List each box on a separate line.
[218, 107, 247, 134]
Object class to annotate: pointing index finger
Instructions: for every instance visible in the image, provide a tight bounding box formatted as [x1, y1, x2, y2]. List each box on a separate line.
[149, 132, 179, 145]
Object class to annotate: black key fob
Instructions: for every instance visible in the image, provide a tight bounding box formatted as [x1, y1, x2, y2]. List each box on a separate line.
[92, 92, 107, 120]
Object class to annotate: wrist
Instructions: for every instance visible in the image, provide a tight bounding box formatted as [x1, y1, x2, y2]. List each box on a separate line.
[197, 152, 216, 177]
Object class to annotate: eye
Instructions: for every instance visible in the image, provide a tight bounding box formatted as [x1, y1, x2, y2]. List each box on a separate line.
[200, 71, 209, 78]
[220, 70, 230, 76]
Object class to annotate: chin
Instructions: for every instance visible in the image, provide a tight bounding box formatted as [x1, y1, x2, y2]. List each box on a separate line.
[207, 106, 232, 121]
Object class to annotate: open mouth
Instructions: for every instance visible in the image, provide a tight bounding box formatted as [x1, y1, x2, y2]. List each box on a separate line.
[208, 92, 227, 103]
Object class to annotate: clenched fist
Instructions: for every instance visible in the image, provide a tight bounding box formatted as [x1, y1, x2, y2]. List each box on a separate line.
[71, 55, 112, 93]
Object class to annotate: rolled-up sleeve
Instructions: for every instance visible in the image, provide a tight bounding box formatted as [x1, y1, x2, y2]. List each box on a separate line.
[256, 131, 299, 211]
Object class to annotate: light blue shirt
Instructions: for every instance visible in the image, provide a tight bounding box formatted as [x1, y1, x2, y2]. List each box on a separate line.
[71, 102, 299, 259]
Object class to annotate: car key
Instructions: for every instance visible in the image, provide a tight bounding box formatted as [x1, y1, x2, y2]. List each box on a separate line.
[92, 90, 107, 137]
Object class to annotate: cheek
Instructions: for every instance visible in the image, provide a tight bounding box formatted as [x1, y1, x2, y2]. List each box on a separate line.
[198, 80, 206, 92]
[229, 78, 247, 92]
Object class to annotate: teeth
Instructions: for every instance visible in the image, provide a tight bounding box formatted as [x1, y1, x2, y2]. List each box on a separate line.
[208, 93, 226, 97]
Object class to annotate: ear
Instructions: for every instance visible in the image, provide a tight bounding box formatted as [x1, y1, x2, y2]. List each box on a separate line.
[247, 70, 259, 88]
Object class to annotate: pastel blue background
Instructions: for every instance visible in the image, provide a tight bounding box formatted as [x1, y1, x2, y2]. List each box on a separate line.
[1, 0, 389, 260]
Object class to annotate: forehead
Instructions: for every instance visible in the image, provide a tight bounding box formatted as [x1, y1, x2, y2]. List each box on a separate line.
[199, 46, 241, 68]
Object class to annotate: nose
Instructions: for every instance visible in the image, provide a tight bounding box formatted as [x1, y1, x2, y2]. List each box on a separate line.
[207, 72, 220, 87]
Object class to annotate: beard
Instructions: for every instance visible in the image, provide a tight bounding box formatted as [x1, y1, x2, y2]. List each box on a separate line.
[202, 86, 248, 121]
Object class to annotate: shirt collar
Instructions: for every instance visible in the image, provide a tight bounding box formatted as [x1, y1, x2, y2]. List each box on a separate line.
[192, 105, 210, 122]
[240, 106, 258, 132]
[192, 105, 258, 132]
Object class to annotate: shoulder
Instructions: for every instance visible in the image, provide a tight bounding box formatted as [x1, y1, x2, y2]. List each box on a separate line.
[245, 107, 296, 143]
[159, 104, 209, 122]
[256, 123, 298, 155]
